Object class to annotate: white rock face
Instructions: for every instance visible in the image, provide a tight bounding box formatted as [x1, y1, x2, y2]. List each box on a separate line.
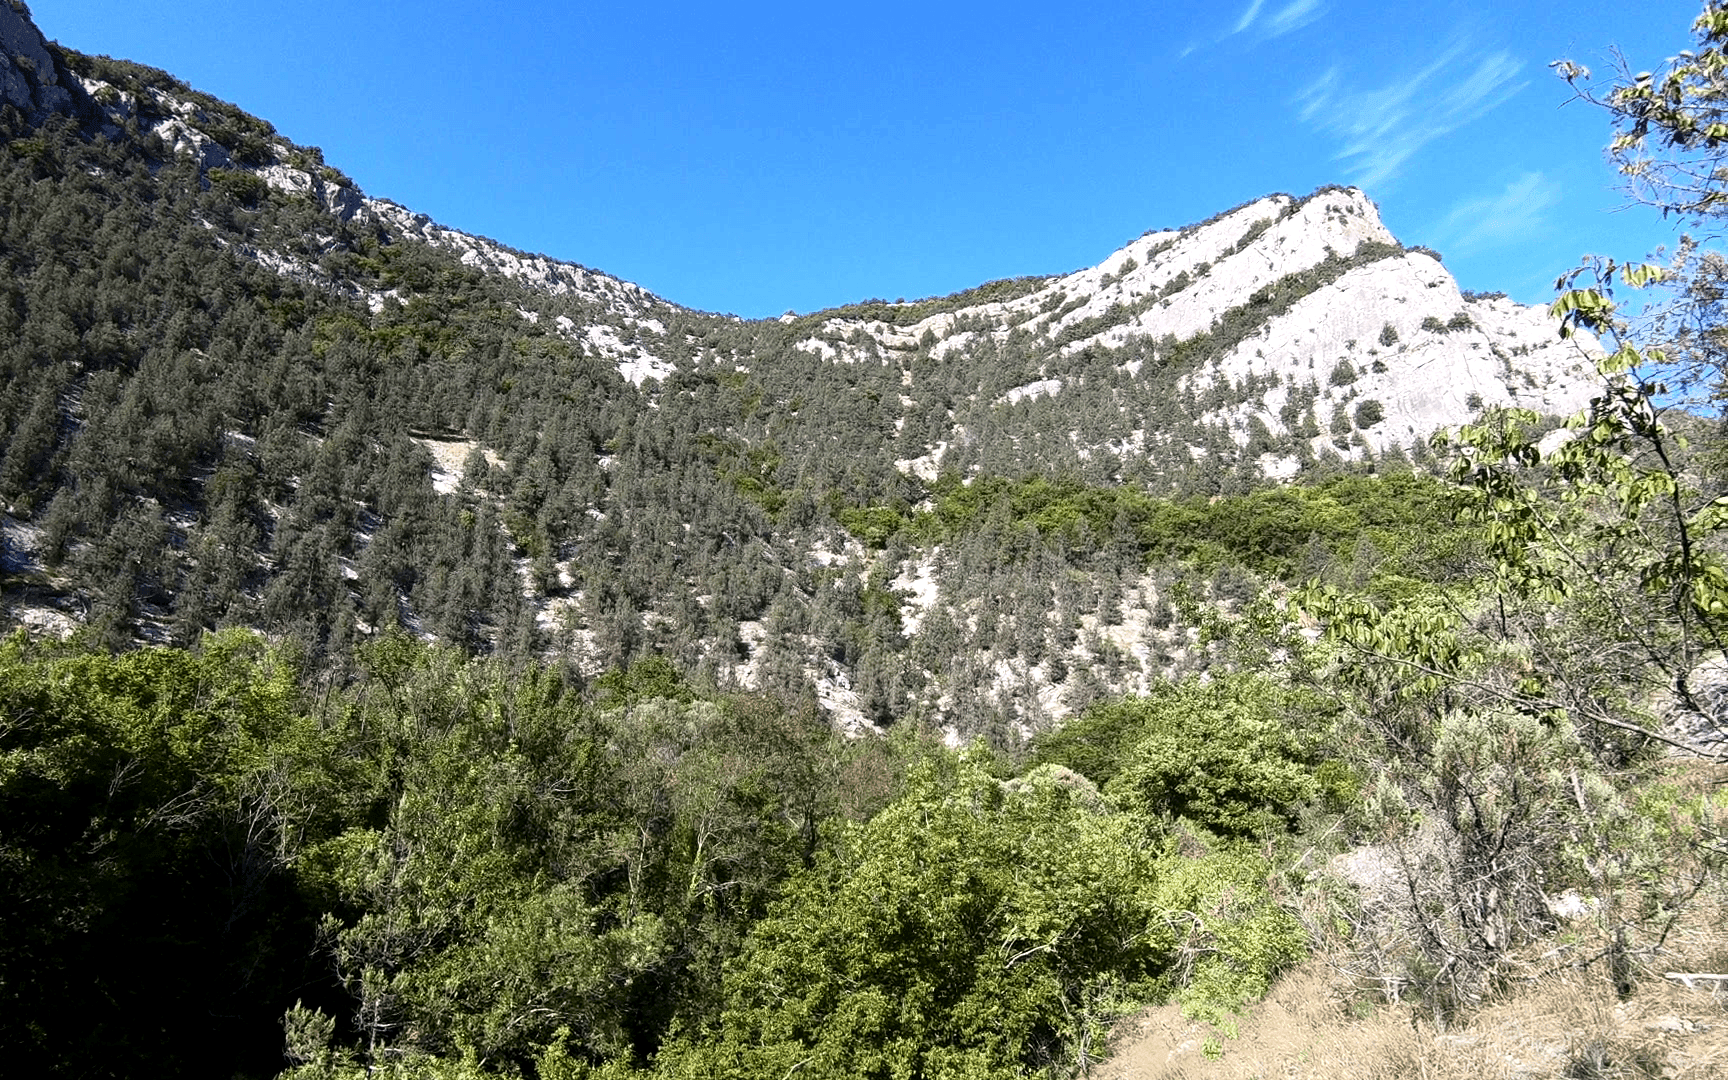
[786, 187, 1596, 464]
[1189, 251, 1598, 456]
[1052, 191, 1393, 353]
[796, 189, 1395, 361]
[1001, 378, 1063, 406]
[411, 436, 502, 495]
[149, 112, 232, 171]
[254, 161, 365, 219]
[0, 4, 74, 118]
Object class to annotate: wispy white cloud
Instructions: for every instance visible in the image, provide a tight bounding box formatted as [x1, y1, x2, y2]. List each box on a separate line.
[1265, 0, 1325, 37]
[1234, 0, 1326, 39]
[1430, 172, 1560, 255]
[1296, 41, 1527, 190]
[1183, 0, 1320, 59]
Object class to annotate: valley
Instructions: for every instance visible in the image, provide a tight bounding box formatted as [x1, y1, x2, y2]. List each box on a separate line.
[2, 4, 1725, 1079]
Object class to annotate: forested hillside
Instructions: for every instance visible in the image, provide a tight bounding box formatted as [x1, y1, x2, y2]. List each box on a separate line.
[0, 2, 1601, 738]
[4, 1, 1728, 1078]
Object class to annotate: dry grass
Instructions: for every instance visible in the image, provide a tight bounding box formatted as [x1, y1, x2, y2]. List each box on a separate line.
[1096, 956, 1728, 1079]
[1097, 828, 1728, 1080]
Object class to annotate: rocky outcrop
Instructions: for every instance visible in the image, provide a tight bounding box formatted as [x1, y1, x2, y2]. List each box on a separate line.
[1189, 248, 1596, 460]
[792, 187, 1597, 464]
[0, 2, 76, 121]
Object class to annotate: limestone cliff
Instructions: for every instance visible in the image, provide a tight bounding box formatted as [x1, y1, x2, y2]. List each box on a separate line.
[0, 2, 77, 120]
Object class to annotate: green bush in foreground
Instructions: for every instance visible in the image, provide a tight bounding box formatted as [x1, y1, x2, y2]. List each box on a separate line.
[654, 753, 1302, 1080]
[1, 630, 1306, 1080]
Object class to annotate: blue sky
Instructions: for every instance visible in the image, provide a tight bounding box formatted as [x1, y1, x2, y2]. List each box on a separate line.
[25, 0, 1710, 318]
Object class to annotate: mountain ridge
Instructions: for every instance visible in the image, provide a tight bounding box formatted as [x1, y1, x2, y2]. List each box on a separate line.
[3, 2, 1595, 433]
[0, 0, 1599, 736]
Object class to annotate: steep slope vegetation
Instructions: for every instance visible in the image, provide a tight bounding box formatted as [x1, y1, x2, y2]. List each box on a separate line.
[0, 4, 1592, 737]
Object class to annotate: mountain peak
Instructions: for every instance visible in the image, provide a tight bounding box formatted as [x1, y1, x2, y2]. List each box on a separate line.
[775, 183, 1590, 470]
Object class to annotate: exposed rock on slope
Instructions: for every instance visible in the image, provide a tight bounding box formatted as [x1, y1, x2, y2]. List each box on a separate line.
[790, 188, 1594, 465]
[0, 0, 1610, 740]
[0, 2, 78, 120]
[29, 0, 1588, 463]
[1193, 250, 1591, 463]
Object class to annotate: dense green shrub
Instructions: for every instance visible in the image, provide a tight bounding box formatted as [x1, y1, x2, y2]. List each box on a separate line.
[208, 166, 266, 205]
[657, 752, 1303, 1080]
[1091, 675, 1335, 838]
